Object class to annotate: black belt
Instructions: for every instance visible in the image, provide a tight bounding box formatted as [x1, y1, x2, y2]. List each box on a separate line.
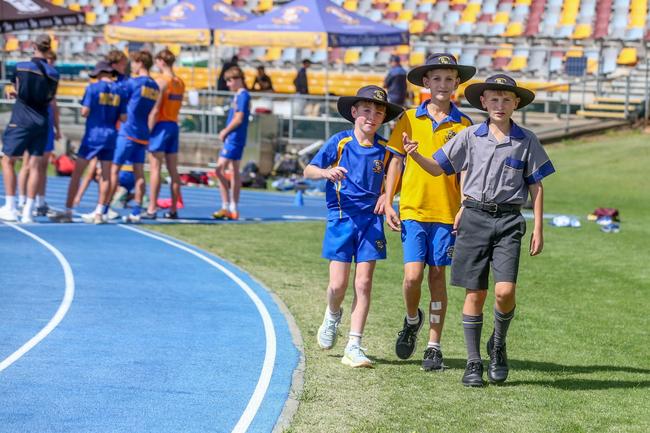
[463, 199, 521, 214]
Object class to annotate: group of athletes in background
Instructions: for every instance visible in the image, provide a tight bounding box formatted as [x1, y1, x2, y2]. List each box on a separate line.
[306, 53, 555, 387]
[0, 35, 251, 224]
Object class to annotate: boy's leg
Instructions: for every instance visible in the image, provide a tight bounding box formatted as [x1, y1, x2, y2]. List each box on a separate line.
[213, 156, 231, 218]
[75, 157, 98, 206]
[21, 154, 43, 222]
[96, 160, 113, 222]
[17, 150, 30, 207]
[165, 153, 182, 215]
[35, 151, 51, 214]
[146, 151, 164, 215]
[0, 156, 19, 221]
[462, 288, 488, 387]
[317, 260, 351, 350]
[395, 262, 425, 359]
[229, 159, 241, 218]
[422, 265, 447, 371]
[132, 163, 145, 216]
[487, 281, 516, 384]
[342, 260, 376, 368]
[64, 158, 90, 209]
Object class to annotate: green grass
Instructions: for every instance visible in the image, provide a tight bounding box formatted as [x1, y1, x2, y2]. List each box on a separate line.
[152, 129, 650, 433]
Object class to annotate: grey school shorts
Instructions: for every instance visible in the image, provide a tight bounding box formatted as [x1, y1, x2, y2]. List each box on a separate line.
[450, 207, 527, 289]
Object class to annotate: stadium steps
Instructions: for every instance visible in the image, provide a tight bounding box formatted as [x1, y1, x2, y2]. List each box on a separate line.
[578, 96, 644, 120]
[576, 110, 630, 120]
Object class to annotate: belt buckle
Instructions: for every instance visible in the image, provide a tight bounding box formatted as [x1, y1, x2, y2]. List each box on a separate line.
[485, 202, 498, 213]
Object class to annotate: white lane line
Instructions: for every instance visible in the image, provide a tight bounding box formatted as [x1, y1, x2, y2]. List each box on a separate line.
[118, 225, 276, 433]
[0, 222, 75, 373]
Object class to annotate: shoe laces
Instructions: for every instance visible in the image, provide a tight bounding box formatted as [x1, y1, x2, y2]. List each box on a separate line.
[397, 322, 419, 344]
[424, 347, 441, 360]
[467, 361, 482, 373]
[491, 345, 506, 364]
[322, 317, 340, 339]
[347, 344, 369, 358]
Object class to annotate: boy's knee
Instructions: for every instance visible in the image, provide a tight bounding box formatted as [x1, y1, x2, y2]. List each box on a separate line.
[403, 270, 424, 290]
[354, 275, 372, 293]
[465, 289, 488, 305]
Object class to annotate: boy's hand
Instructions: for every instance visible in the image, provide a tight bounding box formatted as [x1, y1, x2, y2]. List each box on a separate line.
[452, 206, 464, 235]
[530, 229, 544, 256]
[374, 193, 386, 215]
[218, 130, 228, 142]
[402, 132, 419, 155]
[323, 166, 347, 182]
[385, 203, 401, 231]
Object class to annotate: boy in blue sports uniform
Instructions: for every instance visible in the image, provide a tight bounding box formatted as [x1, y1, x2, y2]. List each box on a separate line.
[212, 65, 250, 221]
[0, 35, 59, 224]
[109, 50, 159, 223]
[304, 85, 403, 368]
[50, 61, 127, 224]
[403, 74, 555, 386]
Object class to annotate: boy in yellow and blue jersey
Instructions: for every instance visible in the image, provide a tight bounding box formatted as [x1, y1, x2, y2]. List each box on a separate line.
[384, 53, 476, 371]
[304, 85, 403, 368]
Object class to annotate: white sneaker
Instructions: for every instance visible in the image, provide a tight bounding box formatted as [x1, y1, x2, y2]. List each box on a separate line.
[49, 211, 73, 223]
[81, 212, 96, 224]
[107, 208, 120, 220]
[0, 206, 19, 222]
[122, 213, 141, 224]
[20, 213, 34, 224]
[317, 308, 343, 350]
[342, 344, 374, 368]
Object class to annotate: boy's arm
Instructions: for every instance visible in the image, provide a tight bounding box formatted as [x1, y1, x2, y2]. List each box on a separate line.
[384, 155, 403, 231]
[528, 182, 544, 256]
[303, 164, 347, 181]
[403, 132, 445, 176]
[218, 92, 248, 142]
[148, 78, 167, 131]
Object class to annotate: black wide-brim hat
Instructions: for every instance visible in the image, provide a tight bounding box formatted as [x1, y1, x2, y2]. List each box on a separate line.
[407, 53, 476, 86]
[89, 60, 117, 79]
[337, 85, 404, 124]
[464, 73, 536, 111]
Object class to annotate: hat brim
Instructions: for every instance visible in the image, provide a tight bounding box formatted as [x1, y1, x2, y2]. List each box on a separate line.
[337, 96, 404, 124]
[464, 83, 535, 111]
[407, 64, 477, 86]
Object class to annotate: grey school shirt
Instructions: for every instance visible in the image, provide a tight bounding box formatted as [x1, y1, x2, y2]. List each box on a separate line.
[433, 120, 555, 205]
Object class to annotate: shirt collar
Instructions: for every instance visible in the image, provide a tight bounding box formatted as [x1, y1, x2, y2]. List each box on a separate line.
[415, 99, 462, 124]
[474, 119, 526, 139]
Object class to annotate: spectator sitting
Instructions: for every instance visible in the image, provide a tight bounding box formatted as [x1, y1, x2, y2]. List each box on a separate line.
[252, 65, 274, 92]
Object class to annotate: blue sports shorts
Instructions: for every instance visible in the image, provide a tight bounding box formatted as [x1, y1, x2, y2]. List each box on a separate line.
[77, 142, 114, 162]
[219, 140, 245, 161]
[44, 126, 55, 153]
[322, 213, 387, 263]
[401, 220, 455, 266]
[2, 124, 48, 157]
[119, 170, 135, 192]
[113, 134, 146, 165]
[149, 122, 179, 154]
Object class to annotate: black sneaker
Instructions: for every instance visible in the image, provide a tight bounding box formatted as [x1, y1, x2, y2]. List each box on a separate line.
[395, 308, 424, 360]
[163, 211, 178, 219]
[140, 211, 157, 220]
[487, 333, 509, 384]
[462, 361, 484, 387]
[421, 347, 444, 372]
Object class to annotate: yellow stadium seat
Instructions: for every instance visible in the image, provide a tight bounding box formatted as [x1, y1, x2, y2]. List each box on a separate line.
[451, 0, 468, 5]
[495, 45, 513, 58]
[617, 47, 637, 66]
[409, 19, 426, 34]
[587, 59, 598, 74]
[565, 47, 583, 58]
[409, 51, 426, 66]
[5, 38, 19, 52]
[263, 47, 282, 62]
[131, 4, 144, 17]
[506, 56, 527, 71]
[629, 0, 647, 27]
[515, 0, 532, 5]
[559, 0, 579, 26]
[85, 12, 96, 25]
[493, 12, 509, 25]
[504, 22, 523, 37]
[257, 0, 273, 12]
[51, 0, 64, 5]
[344, 49, 360, 64]
[122, 12, 135, 22]
[69, 4, 81, 11]
[460, 3, 481, 23]
[399, 10, 413, 21]
[343, 0, 358, 11]
[168, 44, 181, 56]
[101, 0, 114, 6]
[387, 1, 403, 12]
[572, 23, 592, 39]
[396, 45, 410, 54]
[142, 0, 152, 8]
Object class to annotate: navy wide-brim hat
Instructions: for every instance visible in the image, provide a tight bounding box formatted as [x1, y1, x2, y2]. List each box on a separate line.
[407, 53, 477, 86]
[464, 73, 536, 111]
[89, 60, 116, 79]
[337, 85, 404, 124]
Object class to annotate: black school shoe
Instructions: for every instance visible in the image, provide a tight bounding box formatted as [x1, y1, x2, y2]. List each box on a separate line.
[462, 361, 484, 387]
[487, 333, 509, 384]
[163, 211, 178, 219]
[421, 347, 444, 372]
[395, 308, 424, 360]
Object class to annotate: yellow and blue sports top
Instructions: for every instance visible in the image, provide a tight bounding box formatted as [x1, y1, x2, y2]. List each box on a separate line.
[120, 76, 159, 144]
[81, 81, 126, 148]
[387, 100, 473, 225]
[310, 130, 391, 221]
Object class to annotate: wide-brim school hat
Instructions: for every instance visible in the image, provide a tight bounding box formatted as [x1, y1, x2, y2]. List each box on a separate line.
[464, 74, 536, 111]
[407, 53, 476, 86]
[89, 60, 117, 79]
[337, 85, 404, 124]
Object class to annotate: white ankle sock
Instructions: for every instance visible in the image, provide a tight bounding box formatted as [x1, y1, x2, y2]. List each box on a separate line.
[35, 195, 45, 207]
[326, 307, 341, 321]
[18, 195, 26, 207]
[229, 202, 237, 213]
[406, 313, 420, 326]
[348, 332, 362, 347]
[427, 342, 441, 350]
[22, 198, 34, 219]
[4, 196, 16, 210]
[221, 202, 229, 210]
[95, 204, 103, 214]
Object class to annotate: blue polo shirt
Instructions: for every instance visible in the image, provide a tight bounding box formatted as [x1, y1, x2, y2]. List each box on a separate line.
[384, 65, 407, 105]
[11, 57, 59, 126]
[224, 88, 250, 148]
[120, 76, 159, 143]
[81, 80, 127, 148]
[310, 130, 391, 220]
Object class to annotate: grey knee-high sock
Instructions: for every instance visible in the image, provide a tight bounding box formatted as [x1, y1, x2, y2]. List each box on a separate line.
[463, 314, 483, 362]
[493, 307, 515, 348]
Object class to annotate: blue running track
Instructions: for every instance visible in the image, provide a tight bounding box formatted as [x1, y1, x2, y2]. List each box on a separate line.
[0, 222, 300, 432]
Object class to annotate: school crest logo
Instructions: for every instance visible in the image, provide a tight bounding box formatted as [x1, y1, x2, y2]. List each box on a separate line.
[372, 160, 383, 174]
[272, 6, 308, 25]
[446, 245, 454, 259]
[326, 6, 359, 25]
[162, 3, 195, 21]
[375, 240, 385, 250]
[445, 130, 457, 142]
[213, 3, 248, 22]
[373, 89, 387, 101]
[494, 77, 508, 84]
[438, 55, 451, 64]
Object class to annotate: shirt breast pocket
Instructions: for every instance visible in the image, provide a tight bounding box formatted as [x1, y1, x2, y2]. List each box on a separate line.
[504, 156, 525, 170]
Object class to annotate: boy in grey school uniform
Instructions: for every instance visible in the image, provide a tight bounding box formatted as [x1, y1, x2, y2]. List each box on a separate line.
[401, 74, 555, 387]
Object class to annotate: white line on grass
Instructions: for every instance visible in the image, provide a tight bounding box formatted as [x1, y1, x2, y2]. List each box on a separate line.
[0, 222, 75, 373]
[118, 225, 277, 433]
